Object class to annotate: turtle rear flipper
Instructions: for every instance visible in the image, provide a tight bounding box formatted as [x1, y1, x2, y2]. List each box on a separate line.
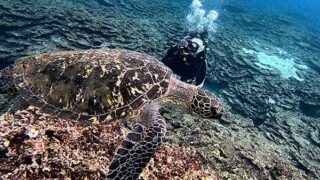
[107, 102, 166, 180]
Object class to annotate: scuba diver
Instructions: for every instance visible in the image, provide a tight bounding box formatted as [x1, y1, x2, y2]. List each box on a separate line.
[162, 31, 209, 87]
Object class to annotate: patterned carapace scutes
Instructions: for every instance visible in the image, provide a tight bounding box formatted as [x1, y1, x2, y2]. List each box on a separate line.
[13, 49, 172, 124]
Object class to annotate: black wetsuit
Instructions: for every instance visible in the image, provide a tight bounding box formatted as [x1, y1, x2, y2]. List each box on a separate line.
[162, 44, 207, 86]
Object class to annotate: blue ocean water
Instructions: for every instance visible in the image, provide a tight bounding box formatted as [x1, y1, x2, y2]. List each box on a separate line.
[0, 0, 320, 179]
[233, 0, 320, 32]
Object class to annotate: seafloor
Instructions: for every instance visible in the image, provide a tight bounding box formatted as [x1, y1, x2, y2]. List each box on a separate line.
[0, 0, 320, 179]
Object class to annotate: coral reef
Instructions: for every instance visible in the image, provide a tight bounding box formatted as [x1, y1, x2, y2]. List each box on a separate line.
[1, 0, 319, 122]
[0, 0, 187, 67]
[0, 0, 320, 179]
[162, 106, 319, 179]
[3, 106, 317, 179]
[2, 106, 319, 179]
[205, 3, 320, 122]
[0, 107, 218, 179]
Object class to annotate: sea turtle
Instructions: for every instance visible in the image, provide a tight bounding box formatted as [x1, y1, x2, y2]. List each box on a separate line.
[0, 49, 224, 179]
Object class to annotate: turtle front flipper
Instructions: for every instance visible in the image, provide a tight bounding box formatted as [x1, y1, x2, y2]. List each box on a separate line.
[107, 102, 166, 180]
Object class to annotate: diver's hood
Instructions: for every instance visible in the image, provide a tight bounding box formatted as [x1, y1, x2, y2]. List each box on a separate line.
[191, 38, 204, 55]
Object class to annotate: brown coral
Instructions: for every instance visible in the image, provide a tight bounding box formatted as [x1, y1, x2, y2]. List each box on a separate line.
[0, 107, 218, 179]
[144, 145, 219, 180]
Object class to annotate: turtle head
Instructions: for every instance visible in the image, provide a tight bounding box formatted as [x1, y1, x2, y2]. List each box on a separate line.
[166, 77, 223, 118]
[190, 88, 224, 119]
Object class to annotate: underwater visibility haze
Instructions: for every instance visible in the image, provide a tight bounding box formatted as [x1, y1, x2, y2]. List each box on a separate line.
[0, 0, 319, 179]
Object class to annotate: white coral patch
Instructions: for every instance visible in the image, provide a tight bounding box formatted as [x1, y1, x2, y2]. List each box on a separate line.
[243, 48, 308, 81]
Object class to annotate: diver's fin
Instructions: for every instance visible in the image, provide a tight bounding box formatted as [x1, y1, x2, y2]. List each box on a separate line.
[0, 65, 17, 95]
[106, 103, 166, 180]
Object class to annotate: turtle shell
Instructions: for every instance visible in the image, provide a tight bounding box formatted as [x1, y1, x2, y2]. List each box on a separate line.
[13, 49, 172, 124]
